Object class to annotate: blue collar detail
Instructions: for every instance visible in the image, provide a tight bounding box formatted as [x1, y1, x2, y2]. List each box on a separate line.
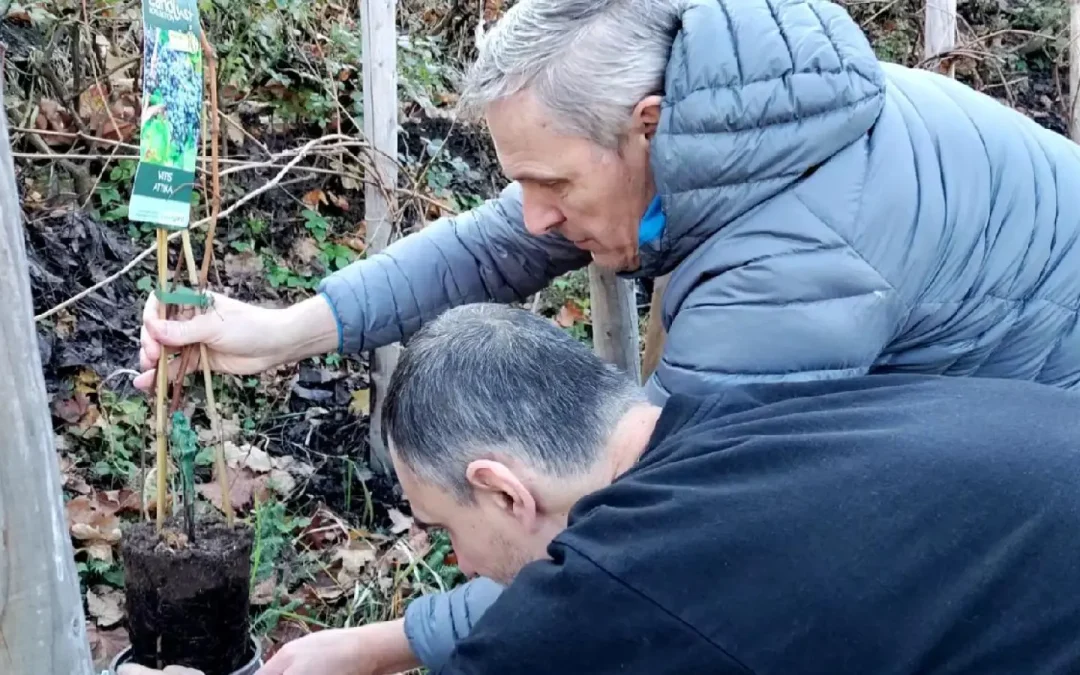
[638, 195, 665, 246]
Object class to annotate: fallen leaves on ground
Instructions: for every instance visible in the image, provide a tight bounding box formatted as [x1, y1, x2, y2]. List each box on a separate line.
[387, 508, 414, 535]
[224, 250, 264, 284]
[198, 441, 316, 512]
[197, 465, 271, 514]
[87, 585, 126, 627]
[555, 299, 586, 327]
[87, 622, 131, 670]
[65, 489, 141, 555]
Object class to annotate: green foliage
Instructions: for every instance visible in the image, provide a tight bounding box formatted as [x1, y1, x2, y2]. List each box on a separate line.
[94, 392, 150, 483]
[94, 160, 137, 223]
[77, 558, 125, 591]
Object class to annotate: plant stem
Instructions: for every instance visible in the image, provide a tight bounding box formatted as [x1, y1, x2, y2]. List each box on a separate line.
[155, 228, 169, 532]
[180, 231, 234, 526]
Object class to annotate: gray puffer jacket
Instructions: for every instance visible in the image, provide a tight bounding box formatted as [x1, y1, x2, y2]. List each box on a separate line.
[317, 0, 1080, 668]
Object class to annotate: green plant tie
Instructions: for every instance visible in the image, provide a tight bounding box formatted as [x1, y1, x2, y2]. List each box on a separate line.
[156, 283, 212, 308]
[169, 410, 200, 540]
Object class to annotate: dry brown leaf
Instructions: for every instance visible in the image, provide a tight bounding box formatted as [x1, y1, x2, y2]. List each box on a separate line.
[36, 98, 75, 140]
[223, 441, 272, 473]
[302, 189, 328, 210]
[327, 191, 349, 211]
[251, 577, 278, 606]
[56, 309, 78, 340]
[87, 586, 125, 627]
[78, 83, 109, 123]
[291, 237, 322, 266]
[336, 539, 377, 579]
[197, 415, 242, 445]
[555, 300, 586, 327]
[66, 495, 122, 544]
[387, 508, 413, 535]
[86, 542, 115, 562]
[53, 392, 91, 425]
[59, 455, 92, 495]
[349, 388, 371, 416]
[197, 466, 271, 514]
[87, 622, 131, 670]
[224, 113, 246, 146]
[299, 508, 347, 550]
[271, 455, 315, 478]
[268, 469, 297, 497]
[224, 250, 264, 283]
[100, 489, 142, 515]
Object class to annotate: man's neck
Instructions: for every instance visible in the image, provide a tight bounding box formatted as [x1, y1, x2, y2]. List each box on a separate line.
[606, 403, 664, 482]
[539, 403, 662, 528]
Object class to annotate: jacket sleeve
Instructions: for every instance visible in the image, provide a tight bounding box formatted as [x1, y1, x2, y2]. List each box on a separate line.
[643, 195, 909, 403]
[317, 181, 591, 353]
[403, 577, 505, 670]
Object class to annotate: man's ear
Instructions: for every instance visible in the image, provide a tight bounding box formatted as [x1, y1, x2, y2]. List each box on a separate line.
[630, 95, 663, 140]
[465, 459, 539, 530]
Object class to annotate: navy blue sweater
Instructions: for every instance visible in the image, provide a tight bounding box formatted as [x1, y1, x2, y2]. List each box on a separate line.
[437, 375, 1080, 674]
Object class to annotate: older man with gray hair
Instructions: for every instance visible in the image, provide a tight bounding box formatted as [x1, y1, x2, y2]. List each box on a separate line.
[134, 0, 1080, 669]
[246, 303, 1080, 675]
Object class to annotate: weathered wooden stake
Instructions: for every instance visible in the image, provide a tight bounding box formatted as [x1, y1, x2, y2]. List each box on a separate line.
[1070, 0, 1080, 142]
[924, 0, 957, 77]
[640, 273, 670, 383]
[588, 264, 641, 382]
[0, 47, 96, 674]
[361, 0, 401, 476]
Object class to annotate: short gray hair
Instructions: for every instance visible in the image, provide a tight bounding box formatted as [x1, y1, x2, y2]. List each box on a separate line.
[382, 304, 646, 501]
[458, 0, 682, 149]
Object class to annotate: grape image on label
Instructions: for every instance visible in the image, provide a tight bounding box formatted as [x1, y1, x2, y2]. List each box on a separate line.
[139, 26, 203, 173]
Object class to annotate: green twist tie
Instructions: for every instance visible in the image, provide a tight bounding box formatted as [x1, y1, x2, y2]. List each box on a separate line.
[170, 410, 200, 539]
[156, 283, 212, 308]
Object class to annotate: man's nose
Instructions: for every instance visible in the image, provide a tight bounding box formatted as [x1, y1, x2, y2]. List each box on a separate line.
[522, 195, 564, 236]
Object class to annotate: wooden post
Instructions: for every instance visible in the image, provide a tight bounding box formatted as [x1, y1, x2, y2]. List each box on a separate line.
[640, 273, 670, 383]
[361, 0, 400, 476]
[1070, 0, 1080, 142]
[588, 264, 641, 382]
[924, 0, 957, 77]
[0, 48, 96, 675]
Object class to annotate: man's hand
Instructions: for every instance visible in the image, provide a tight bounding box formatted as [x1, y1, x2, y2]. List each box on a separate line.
[134, 292, 339, 392]
[256, 620, 419, 675]
[116, 665, 203, 674]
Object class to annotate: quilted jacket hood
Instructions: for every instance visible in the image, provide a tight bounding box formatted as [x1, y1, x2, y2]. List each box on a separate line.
[638, 0, 887, 277]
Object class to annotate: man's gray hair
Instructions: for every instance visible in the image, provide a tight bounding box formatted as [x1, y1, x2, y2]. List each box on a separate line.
[382, 304, 647, 501]
[457, 0, 682, 149]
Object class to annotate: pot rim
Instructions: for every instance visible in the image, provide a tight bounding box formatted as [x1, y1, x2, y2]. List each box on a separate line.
[108, 634, 263, 675]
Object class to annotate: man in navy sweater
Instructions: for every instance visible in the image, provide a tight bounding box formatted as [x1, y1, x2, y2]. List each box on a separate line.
[245, 303, 1080, 674]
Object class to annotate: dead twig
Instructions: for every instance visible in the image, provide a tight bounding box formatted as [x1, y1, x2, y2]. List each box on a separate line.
[34, 133, 359, 322]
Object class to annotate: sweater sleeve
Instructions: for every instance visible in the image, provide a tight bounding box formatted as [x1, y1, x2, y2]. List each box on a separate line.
[433, 544, 752, 675]
[317, 181, 590, 353]
[644, 194, 908, 403]
[402, 577, 504, 670]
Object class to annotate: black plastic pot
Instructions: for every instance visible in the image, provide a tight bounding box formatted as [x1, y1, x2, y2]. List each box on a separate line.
[108, 634, 262, 675]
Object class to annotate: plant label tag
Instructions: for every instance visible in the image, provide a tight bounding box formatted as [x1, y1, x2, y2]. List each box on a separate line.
[128, 0, 203, 230]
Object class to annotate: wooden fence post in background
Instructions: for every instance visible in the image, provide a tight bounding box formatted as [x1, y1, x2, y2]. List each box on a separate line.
[0, 48, 96, 674]
[924, 0, 957, 77]
[640, 273, 670, 383]
[588, 264, 641, 382]
[1070, 0, 1080, 142]
[361, 0, 400, 476]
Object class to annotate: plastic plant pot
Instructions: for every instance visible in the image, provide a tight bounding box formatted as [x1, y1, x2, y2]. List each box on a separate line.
[108, 634, 263, 675]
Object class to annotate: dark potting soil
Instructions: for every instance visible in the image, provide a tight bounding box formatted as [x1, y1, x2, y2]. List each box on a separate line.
[121, 519, 256, 675]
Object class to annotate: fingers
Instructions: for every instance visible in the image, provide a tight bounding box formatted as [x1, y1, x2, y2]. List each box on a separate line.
[253, 651, 289, 675]
[133, 348, 201, 393]
[116, 665, 204, 675]
[146, 312, 219, 349]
